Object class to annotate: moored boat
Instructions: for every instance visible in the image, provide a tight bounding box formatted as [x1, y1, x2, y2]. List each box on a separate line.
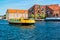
[45, 17, 60, 21]
[8, 18, 35, 24]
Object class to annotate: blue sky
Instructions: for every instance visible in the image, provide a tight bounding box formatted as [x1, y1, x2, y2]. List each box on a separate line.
[0, 0, 60, 15]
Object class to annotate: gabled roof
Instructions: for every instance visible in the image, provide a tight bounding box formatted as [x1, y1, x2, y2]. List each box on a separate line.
[47, 4, 59, 11]
[7, 9, 17, 13]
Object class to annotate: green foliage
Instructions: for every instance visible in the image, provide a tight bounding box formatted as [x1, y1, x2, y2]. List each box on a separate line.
[41, 13, 45, 19]
[36, 14, 40, 18]
[31, 14, 34, 18]
[3, 14, 6, 19]
[30, 13, 45, 19]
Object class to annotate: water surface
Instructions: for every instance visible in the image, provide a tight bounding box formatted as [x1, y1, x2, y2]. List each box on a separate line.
[0, 20, 60, 40]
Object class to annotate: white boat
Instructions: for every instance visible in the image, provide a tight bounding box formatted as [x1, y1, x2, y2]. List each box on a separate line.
[45, 17, 60, 21]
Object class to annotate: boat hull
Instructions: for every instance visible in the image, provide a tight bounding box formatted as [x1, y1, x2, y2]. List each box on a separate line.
[9, 22, 35, 24]
[9, 22, 35, 25]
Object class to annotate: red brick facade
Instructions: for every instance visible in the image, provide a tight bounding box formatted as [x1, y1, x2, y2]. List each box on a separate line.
[28, 5, 46, 19]
[28, 4, 60, 19]
[59, 7, 60, 16]
[46, 4, 60, 17]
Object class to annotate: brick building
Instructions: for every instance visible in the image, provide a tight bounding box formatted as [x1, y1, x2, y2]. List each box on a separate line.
[46, 4, 60, 17]
[28, 4, 60, 19]
[28, 4, 46, 19]
[59, 7, 60, 15]
[6, 4, 60, 20]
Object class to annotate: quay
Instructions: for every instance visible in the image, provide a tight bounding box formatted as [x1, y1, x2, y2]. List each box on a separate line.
[35, 19, 44, 21]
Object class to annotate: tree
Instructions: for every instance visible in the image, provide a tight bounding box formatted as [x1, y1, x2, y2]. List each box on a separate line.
[36, 14, 40, 19]
[31, 14, 34, 18]
[3, 14, 6, 19]
[41, 12, 45, 19]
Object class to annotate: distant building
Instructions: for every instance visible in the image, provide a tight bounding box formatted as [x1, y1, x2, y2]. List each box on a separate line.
[28, 4, 60, 19]
[46, 4, 60, 17]
[0, 16, 3, 19]
[28, 5, 46, 19]
[6, 4, 60, 20]
[6, 9, 28, 20]
[59, 7, 60, 15]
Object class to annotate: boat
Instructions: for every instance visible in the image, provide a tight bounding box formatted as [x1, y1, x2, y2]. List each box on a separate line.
[8, 18, 35, 24]
[45, 17, 60, 21]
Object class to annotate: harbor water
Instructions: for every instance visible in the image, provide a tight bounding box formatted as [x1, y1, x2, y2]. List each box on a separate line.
[0, 20, 60, 40]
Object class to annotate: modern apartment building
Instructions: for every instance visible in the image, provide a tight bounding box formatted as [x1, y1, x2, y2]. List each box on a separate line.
[28, 4, 60, 19]
[6, 9, 28, 20]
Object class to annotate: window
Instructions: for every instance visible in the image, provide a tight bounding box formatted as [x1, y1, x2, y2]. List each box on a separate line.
[41, 8, 44, 11]
[46, 9, 49, 13]
[56, 13, 58, 17]
[38, 9, 40, 13]
[38, 6, 40, 8]
[32, 10, 34, 13]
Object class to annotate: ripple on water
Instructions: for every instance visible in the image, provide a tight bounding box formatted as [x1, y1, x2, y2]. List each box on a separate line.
[0, 20, 60, 40]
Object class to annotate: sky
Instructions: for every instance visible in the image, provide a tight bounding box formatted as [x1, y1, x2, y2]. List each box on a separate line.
[0, 0, 60, 15]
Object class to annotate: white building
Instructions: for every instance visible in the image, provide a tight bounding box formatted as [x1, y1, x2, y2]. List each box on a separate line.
[6, 9, 28, 20]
